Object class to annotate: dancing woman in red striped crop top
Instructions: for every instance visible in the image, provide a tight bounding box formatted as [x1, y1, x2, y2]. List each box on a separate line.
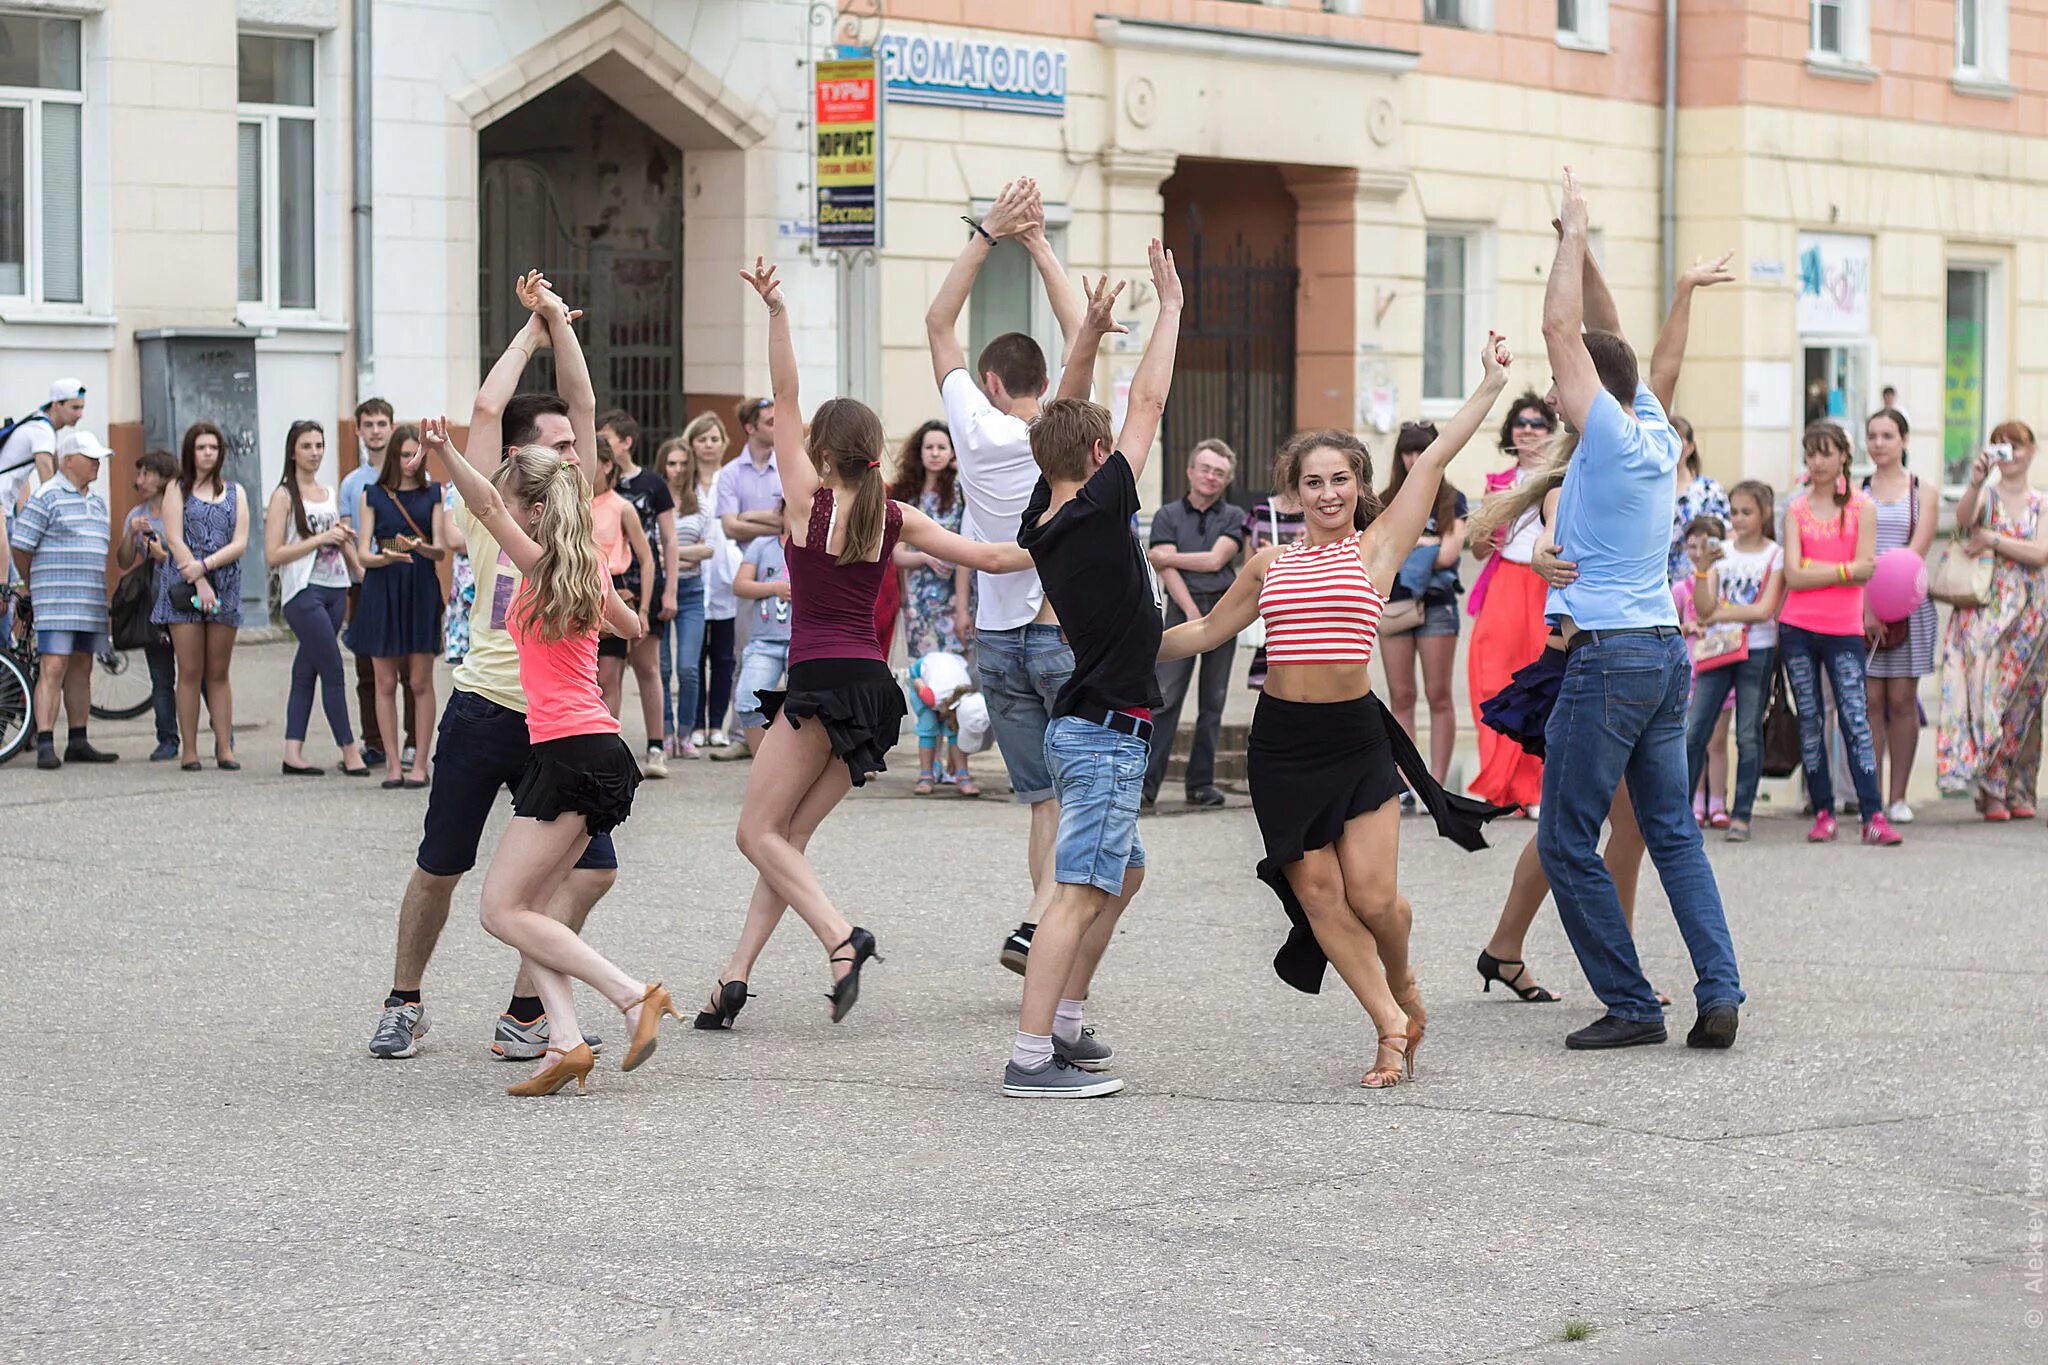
[425, 418, 681, 1098]
[1158, 334, 1516, 1089]
[703, 260, 1031, 1032]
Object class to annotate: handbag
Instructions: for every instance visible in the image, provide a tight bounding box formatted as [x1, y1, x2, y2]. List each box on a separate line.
[1692, 622, 1749, 673]
[1761, 663, 1802, 779]
[371, 483, 431, 556]
[169, 576, 212, 613]
[1928, 487, 1995, 609]
[108, 559, 160, 650]
[1379, 598, 1424, 637]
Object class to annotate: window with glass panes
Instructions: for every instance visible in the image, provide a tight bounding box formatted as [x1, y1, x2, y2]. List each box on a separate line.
[1424, 231, 1474, 403]
[0, 12, 84, 304]
[237, 33, 316, 311]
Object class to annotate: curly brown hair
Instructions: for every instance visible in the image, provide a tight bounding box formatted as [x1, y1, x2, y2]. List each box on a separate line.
[1275, 429, 1382, 531]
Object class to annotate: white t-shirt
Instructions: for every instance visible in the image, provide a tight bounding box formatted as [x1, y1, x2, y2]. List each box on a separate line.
[1713, 540, 1785, 650]
[0, 416, 57, 517]
[940, 367, 1046, 632]
[701, 514, 740, 621]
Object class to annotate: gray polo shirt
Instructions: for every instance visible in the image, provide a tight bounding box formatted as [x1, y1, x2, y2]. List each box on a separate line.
[1148, 494, 1247, 597]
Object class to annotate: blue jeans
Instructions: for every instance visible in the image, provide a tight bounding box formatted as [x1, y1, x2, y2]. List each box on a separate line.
[1044, 715, 1148, 894]
[657, 585, 706, 739]
[975, 623, 1073, 805]
[733, 636, 789, 732]
[1776, 623, 1884, 817]
[1684, 644, 1777, 824]
[1536, 631, 1744, 1021]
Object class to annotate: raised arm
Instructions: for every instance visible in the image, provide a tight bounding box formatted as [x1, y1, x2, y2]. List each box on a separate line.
[1573, 219, 1622, 335]
[1115, 240, 1184, 485]
[924, 178, 1035, 387]
[1057, 274, 1127, 402]
[1541, 168, 1602, 432]
[1157, 547, 1274, 662]
[421, 415, 540, 572]
[741, 258, 820, 521]
[1019, 202, 1084, 363]
[524, 275, 596, 483]
[898, 502, 1031, 574]
[1367, 333, 1512, 589]
[1648, 251, 1736, 413]
[470, 272, 551, 476]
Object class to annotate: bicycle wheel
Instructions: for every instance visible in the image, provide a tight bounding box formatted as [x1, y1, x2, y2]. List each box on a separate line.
[88, 646, 155, 720]
[0, 653, 30, 764]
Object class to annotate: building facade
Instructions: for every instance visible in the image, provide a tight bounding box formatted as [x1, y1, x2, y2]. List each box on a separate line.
[4, 0, 2044, 584]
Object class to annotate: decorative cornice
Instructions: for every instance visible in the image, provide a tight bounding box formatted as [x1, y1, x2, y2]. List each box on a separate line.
[1094, 15, 1419, 77]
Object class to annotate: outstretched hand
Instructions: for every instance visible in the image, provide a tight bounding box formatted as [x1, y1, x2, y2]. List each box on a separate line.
[1148, 238, 1182, 312]
[1080, 275, 1128, 338]
[1679, 250, 1737, 291]
[981, 177, 1038, 238]
[740, 256, 786, 314]
[1558, 166, 1588, 237]
[1479, 330, 1513, 383]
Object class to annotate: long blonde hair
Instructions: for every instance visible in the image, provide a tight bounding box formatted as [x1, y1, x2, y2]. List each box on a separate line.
[1467, 427, 1579, 544]
[496, 444, 604, 642]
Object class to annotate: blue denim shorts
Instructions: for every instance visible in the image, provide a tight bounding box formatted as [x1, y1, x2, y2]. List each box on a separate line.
[1045, 714, 1147, 894]
[976, 624, 1073, 804]
[733, 636, 790, 732]
[37, 628, 106, 656]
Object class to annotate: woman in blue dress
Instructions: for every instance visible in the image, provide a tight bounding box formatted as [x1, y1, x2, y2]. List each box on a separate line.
[348, 421, 447, 788]
[153, 420, 251, 771]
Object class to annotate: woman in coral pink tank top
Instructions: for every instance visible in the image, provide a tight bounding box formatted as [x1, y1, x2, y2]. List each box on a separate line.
[1158, 334, 1515, 1091]
[1778, 422, 1897, 845]
[700, 261, 1030, 1034]
[426, 420, 682, 1097]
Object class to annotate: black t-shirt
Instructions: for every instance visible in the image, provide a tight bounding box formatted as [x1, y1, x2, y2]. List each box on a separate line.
[1017, 452, 1163, 718]
[615, 468, 675, 588]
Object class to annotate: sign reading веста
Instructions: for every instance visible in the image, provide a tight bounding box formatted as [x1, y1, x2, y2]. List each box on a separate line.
[815, 54, 882, 250]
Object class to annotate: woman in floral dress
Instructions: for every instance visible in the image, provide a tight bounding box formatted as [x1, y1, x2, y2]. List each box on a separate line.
[888, 420, 970, 660]
[1937, 423, 2048, 819]
[441, 480, 474, 662]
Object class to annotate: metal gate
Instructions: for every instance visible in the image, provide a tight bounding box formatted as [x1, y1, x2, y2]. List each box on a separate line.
[1159, 231, 1298, 501]
[478, 159, 683, 438]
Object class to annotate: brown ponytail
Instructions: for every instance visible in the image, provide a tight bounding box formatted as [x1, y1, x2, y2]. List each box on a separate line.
[810, 397, 889, 565]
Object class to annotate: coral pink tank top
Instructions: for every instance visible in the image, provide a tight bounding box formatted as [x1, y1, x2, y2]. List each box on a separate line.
[1778, 492, 1866, 636]
[1257, 531, 1386, 668]
[509, 582, 621, 744]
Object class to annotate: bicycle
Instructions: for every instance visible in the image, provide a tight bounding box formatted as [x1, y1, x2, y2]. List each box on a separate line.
[0, 584, 153, 764]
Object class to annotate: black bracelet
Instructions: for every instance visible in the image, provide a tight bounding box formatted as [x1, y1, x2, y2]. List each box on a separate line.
[962, 216, 995, 246]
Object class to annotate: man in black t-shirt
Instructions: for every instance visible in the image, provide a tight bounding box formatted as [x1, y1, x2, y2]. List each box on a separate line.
[598, 409, 679, 776]
[1002, 243, 1183, 1100]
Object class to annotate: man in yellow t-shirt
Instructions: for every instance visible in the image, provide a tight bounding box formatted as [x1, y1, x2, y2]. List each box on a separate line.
[367, 292, 615, 1062]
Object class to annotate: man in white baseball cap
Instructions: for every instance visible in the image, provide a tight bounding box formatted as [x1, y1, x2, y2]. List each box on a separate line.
[8, 423, 116, 768]
[0, 377, 86, 517]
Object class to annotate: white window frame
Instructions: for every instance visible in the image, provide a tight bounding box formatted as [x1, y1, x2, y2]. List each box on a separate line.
[1423, 0, 1493, 33]
[1556, 0, 1609, 53]
[1420, 224, 1492, 416]
[1953, 0, 2011, 94]
[966, 198, 1071, 373]
[236, 29, 319, 320]
[1807, 1, 1873, 77]
[1941, 257, 2006, 494]
[0, 11, 85, 307]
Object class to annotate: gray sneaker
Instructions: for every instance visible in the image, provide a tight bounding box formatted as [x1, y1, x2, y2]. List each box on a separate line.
[491, 1013, 604, 1061]
[368, 999, 429, 1059]
[1054, 1026, 1113, 1072]
[1002, 1055, 1125, 1099]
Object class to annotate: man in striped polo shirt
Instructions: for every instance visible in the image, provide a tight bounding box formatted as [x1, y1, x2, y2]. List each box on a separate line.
[8, 427, 118, 769]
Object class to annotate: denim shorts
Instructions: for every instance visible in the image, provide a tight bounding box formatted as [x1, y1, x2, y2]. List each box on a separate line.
[733, 636, 790, 731]
[976, 624, 1073, 804]
[1045, 714, 1147, 894]
[37, 628, 106, 656]
[1415, 600, 1460, 637]
[416, 689, 617, 876]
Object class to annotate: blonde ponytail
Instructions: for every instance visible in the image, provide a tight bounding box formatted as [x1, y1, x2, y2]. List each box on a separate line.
[1468, 427, 1578, 545]
[496, 445, 605, 642]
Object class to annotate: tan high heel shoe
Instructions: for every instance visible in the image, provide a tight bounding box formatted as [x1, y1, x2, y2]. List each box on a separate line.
[506, 1042, 594, 1097]
[1395, 986, 1427, 1080]
[622, 982, 683, 1071]
[1361, 1032, 1409, 1090]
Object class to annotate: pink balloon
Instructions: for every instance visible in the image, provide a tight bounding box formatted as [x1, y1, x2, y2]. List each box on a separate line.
[1868, 547, 1929, 623]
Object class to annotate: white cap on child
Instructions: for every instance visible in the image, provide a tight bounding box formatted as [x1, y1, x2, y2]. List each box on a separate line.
[954, 693, 992, 754]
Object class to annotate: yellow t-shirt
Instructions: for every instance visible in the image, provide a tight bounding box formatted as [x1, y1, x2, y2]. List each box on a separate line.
[451, 507, 527, 713]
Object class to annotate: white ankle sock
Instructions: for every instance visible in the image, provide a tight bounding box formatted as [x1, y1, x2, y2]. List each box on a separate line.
[1011, 1030, 1054, 1070]
[1052, 998, 1085, 1045]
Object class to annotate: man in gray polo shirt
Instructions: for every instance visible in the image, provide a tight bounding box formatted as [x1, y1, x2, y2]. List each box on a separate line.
[1143, 438, 1246, 807]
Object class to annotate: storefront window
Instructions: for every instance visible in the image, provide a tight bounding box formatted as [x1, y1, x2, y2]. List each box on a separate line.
[1944, 267, 1990, 486]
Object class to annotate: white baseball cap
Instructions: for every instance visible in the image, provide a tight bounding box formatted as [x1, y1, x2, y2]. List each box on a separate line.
[954, 693, 992, 754]
[47, 377, 86, 404]
[56, 428, 110, 462]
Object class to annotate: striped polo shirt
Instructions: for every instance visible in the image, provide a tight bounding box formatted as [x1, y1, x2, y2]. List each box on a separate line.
[11, 476, 110, 632]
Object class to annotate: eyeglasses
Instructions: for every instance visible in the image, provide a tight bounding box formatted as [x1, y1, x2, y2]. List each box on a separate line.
[1513, 417, 1552, 431]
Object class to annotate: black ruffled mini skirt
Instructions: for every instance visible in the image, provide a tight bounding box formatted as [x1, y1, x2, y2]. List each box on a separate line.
[758, 657, 908, 788]
[512, 732, 643, 834]
[1478, 644, 1567, 759]
[1249, 691, 1513, 995]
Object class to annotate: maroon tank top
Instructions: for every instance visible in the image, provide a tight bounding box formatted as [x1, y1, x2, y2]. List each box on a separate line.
[786, 486, 903, 666]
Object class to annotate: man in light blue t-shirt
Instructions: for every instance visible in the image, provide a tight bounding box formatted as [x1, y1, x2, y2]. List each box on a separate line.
[1535, 167, 1742, 1055]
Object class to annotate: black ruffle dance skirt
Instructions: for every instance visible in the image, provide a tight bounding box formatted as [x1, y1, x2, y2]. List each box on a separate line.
[758, 657, 908, 788]
[1249, 692, 1515, 995]
[511, 732, 643, 834]
[1477, 644, 1567, 758]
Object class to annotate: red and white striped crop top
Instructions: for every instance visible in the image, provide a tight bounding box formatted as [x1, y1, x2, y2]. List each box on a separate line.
[1257, 531, 1386, 668]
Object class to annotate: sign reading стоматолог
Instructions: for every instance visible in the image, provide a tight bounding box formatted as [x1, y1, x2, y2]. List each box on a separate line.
[877, 33, 1066, 116]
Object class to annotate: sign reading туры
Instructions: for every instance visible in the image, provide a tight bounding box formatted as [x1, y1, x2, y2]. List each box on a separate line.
[877, 33, 1066, 116]
[814, 54, 881, 250]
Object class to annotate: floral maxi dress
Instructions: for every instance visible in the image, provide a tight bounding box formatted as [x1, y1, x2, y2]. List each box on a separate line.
[900, 488, 967, 659]
[1936, 488, 2048, 805]
[442, 482, 474, 662]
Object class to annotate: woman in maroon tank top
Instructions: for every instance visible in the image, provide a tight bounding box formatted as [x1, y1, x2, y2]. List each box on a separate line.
[694, 259, 1028, 1033]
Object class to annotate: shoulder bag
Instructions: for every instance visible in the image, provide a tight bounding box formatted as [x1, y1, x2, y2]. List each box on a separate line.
[1928, 486, 1994, 609]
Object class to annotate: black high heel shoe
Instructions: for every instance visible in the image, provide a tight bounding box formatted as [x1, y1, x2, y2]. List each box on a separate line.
[1476, 950, 1561, 1003]
[826, 928, 881, 1023]
[693, 979, 753, 1030]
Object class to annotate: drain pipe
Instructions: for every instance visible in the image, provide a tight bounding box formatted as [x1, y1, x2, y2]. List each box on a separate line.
[1660, 0, 1677, 305]
[351, 0, 373, 397]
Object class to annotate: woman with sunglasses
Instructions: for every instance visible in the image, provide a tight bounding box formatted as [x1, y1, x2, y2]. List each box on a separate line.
[1465, 393, 1558, 815]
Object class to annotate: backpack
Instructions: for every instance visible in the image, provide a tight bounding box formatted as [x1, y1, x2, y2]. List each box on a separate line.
[0, 411, 52, 477]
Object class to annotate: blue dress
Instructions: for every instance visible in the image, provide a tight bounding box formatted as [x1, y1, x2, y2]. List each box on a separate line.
[151, 483, 244, 627]
[347, 482, 443, 658]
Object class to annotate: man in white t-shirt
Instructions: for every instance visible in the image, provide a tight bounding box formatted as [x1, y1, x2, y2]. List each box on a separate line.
[924, 176, 1085, 974]
[1, 377, 85, 518]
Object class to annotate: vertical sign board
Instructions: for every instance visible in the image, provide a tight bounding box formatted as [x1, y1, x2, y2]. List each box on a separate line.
[815, 55, 881, 250]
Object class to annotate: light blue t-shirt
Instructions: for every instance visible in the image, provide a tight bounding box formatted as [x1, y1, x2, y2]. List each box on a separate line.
[1546, 384, 1682, 630]
[742, 534, 791, 643]
[338, 458, 378, 527]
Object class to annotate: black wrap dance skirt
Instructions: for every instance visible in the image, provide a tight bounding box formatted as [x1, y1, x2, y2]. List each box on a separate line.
[758, 657, 908, 788]
[1249, 691, 1514, 995]
[512, 732, 644, 834]
[1477, 643, 1567, 759]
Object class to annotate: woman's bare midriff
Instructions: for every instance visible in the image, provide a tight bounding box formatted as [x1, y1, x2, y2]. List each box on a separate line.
[1259, 661, 1375, 705]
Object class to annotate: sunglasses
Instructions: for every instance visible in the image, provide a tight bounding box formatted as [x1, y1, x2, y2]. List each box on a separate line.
[1513, 417, 1553, 431]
